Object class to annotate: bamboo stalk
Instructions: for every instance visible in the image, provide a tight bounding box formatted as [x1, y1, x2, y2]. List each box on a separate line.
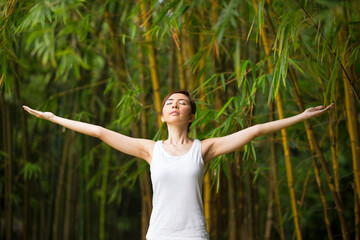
[199, 28, 211, 235]
[267, 101, 285, 240]
[226, 158, 237, 240]
[100, 0, 125, 82]
[181, 12, 195, 91]
[176, 37, 187, 90]
[169, 39, 176, 90]
[211, 0, 220, 64]
[329, 107, 340, 193]
[133, 118, 149, 240]
[246, 170, 254, 240]
[138, 32, 152, 239]
[251, 0, 302, 238]
[139, 0, 162, 128]
[235, 151, 245, 240]
[64, 132, 75, 240]
[53, 131, 73, 240]
[275, 94, 302, 240]
[202, 108, 211, 234]
[265, 121, 275, 240]
[289, 69, 349, 239]
[313, 159, 334, 240]
[1, 90, 12, 240]
[339, 25, 360, 205]
[99, 147, 111, 240]
[355, 190, 360, 240]
[298, 170, 311, 208]
[14, 75, 31, 240]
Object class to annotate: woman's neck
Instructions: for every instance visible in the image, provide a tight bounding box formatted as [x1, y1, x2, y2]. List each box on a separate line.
[165, 125, 190, 145]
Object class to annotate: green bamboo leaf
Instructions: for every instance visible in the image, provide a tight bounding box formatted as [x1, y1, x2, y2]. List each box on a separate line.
[0, 151, 9, 158]
[21, 162, 42, 180]
[216, 97, 233, 120]
[234, 39, 241, 87]
[325, 59, 338, 105]
[220, 73, 226, 91]
[239, 60, 249, 88]
[108, 183, 121, 204]
[131, 25, 136, 41]
[268, 71, 275, 104]
[122, 34, 126, 44]
[247, 17, 256, 43]
[257, 0, 265, 38]
[221, 158, 230, 178]
[250, 141, 256, 162]
[321, 25, 333, 64]
[214, 0, 236, 44]
[222, 112, 235, 134]
[235, 114, 244, 129]
[288, 58, 304, 74]
[241, 80, 247, 105]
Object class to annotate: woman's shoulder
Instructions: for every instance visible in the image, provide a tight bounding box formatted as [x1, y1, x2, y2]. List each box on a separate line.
[200, 138, 215, 147]
[200, 138, 216, 162]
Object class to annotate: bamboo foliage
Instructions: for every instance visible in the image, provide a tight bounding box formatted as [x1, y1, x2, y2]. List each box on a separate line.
[251, 1, 302, 238]
[1, 0, 359, 239]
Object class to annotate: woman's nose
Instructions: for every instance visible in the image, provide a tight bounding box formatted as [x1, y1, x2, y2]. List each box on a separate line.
[172, 103, 178, 108]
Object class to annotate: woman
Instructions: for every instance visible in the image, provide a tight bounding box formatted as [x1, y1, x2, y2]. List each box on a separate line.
[23, 90, 333, 240]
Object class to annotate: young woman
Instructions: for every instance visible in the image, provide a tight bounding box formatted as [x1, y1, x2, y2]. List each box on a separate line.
[23, 90, 333, 240]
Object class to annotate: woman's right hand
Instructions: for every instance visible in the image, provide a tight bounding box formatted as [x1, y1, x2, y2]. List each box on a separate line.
[23, 106, 55, 121]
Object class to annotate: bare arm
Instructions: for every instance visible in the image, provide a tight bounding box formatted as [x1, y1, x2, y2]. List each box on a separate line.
[202, 104, 334, 163]
[23, 106, 155, 163]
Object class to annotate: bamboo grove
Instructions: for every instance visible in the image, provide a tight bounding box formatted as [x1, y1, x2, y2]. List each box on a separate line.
[1, 0, 360, 239]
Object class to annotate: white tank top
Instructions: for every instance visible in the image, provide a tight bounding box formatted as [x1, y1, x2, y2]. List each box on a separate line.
[146, 139, 209, 240]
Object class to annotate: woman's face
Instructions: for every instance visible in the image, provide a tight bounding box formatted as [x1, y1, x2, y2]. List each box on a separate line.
[161, 93, 194, 125]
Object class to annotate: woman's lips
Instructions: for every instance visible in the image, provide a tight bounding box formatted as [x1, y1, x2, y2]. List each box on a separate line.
[170, 111, 179, 115]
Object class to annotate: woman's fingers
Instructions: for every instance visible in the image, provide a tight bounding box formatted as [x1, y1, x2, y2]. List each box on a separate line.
[23, 105, 34, 114]
[23, 105, 40, 116]
[306, 103, 334, 118]
[23, 105, 54, 120]
[314, 105, 324, 111]
[317, 103, 334, 113]
[325, 103, 335, 111]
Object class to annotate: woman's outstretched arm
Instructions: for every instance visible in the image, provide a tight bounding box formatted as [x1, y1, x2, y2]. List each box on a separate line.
[23, 106, 155, 163]
[201, 104, 334, 163]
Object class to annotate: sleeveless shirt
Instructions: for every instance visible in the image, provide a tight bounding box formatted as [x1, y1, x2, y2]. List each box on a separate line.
[146, 139, 209, 240]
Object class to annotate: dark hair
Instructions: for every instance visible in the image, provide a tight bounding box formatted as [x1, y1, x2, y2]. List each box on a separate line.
[161, 90, 196, 132]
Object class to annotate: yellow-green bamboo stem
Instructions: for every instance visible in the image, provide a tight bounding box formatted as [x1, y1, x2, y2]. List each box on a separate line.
[99, 148, 111, 240]
[276, 94, 302, 240]
[199, 34, 211, 232]
[290, 68, 349, 240]
[313, 160, 334, 240]
[139, 0, 162, 128]
[251, 1, 302, 237]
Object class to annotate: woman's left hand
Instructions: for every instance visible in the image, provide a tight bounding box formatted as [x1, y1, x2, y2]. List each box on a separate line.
[303, 103, 334, 119]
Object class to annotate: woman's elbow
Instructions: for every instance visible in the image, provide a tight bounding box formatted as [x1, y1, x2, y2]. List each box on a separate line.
[94, 126, 104, 139]
[252, 124, 263, 138]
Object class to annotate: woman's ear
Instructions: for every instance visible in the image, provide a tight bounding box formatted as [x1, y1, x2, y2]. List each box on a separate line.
[189, 114, 195, 123]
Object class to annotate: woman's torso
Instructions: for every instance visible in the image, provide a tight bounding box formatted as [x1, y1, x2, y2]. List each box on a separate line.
[146, 139, 209, 240]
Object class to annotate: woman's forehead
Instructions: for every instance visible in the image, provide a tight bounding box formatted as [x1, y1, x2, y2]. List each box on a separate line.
[166, 93, 189, 101]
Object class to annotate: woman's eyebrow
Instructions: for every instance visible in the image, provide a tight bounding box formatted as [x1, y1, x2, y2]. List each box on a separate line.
[167, 98, 189, 102]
